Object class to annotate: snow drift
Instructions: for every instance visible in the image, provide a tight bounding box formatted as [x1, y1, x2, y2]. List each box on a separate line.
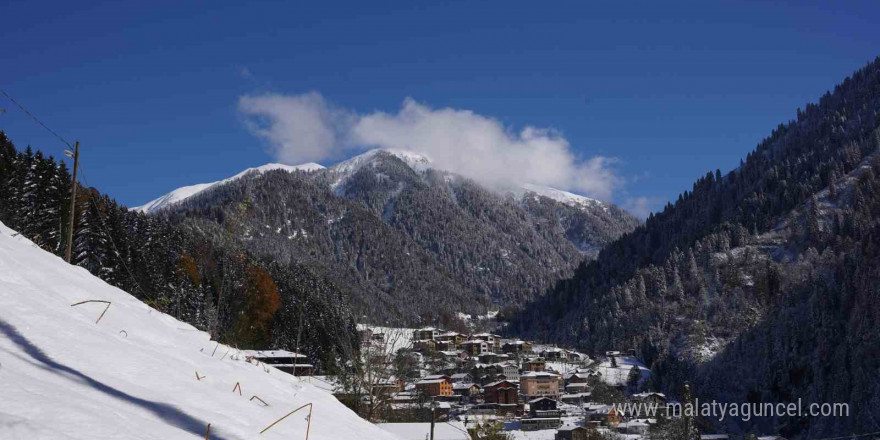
[0, 220, 396, 440]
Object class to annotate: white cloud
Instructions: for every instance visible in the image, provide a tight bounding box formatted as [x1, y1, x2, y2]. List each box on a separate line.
[238, 92, 621, 200]
[623, 196, 663, 219]
[238, 92, 354, 164]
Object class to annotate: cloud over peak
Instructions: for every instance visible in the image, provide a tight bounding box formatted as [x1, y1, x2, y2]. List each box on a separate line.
[238, 92, 620, 201]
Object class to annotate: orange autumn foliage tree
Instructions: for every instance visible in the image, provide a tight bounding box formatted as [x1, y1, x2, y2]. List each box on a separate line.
[235, 265, 282, 347]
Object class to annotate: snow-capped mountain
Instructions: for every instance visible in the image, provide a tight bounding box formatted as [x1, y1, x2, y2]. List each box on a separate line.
[0, 219, 396, 440]
[127, 148, 639, 321]
[135, 149, 615, 216]
[133, 162, 325, 214]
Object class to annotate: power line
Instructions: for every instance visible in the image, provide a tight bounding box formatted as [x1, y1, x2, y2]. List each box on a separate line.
[0, 89, 73, 149]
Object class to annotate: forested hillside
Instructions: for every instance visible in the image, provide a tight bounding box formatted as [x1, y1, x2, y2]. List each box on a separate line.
[148, 149, 639, 325]
[511, 57, 880, 437]
[0, 132, 360, 373]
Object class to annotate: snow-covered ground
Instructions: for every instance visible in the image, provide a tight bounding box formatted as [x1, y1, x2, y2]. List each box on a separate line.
[593, 356, 650, 387]
[0, 221, 396, 440]
[378, 422, 469, 440]
[356, 324, 416, 353]
[507, 429, 559, 440]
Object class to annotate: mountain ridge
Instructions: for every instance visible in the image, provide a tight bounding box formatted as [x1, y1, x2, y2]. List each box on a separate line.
[134, 148, 617, 218]
[148, 148, 640, 324]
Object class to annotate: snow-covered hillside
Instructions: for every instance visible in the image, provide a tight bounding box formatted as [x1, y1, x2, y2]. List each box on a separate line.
[515, 183, 606, 212]
[0, 220, 395, 440]
[133, 162, 325, 214]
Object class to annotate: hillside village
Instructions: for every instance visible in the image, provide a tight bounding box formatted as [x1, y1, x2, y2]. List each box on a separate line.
[254, 324, 698, 440]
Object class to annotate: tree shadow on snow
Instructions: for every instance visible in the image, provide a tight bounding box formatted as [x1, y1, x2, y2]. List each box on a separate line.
[0, 318, 235, 440]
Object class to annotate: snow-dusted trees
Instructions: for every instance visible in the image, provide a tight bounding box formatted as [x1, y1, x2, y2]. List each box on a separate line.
[0, 132, 361, 374]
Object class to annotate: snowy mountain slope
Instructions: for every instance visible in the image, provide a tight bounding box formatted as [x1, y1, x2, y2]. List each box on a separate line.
[328, 148, 609, 211]
[0, 221, 395, 440]
[135, 148, 612, 215]
[515, 183, 605, 211]
[327, 149, 431, 193]
[134, 162, 325, 214]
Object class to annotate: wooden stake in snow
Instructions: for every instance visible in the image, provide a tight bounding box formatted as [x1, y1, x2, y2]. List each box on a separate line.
[205, 423, 211, 439]
[259, 402, 312, 439]
[232, 382, 241, 395]
[70, 300, 112, 324]
[250, 395, 269, 406]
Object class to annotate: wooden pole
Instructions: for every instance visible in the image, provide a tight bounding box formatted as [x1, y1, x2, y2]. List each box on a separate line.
[305, 404, 312, 440]
[294, 302, 304, 377]
[430, 401, 435, 440]
[65, 141, 79, 263]
[259, 403, 311, 435]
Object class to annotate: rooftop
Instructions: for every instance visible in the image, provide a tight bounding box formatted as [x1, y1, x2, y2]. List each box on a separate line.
[238, 350, 306, 359]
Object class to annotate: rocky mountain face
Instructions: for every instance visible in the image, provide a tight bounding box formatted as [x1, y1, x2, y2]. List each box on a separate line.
[511, 57, 880, 438]
[145, 149, 639, 325]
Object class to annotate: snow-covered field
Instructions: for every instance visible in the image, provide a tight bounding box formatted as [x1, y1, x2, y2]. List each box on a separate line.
[356, 324, 416, 353]
[0, 221, 396, 440]
[593, 356, 650, 387]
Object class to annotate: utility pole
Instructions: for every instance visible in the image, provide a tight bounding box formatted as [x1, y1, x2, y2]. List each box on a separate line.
[429, 400, 436, 440]
[294, 302, 305, 377]
[64, 141, 79, 263]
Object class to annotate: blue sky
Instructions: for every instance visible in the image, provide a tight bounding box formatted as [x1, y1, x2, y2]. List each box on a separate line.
[2, 0, 878, 217]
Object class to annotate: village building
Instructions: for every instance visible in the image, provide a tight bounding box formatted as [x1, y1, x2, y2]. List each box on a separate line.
[368, 378, 403, 407]
[521, 417, 562, 431]
[631, 392, 668, 417]
[560, 392, 591, 405]
[564, 382, 590, 394]
[450, 372, 472, 383]
[439, 331, 467, 347]
[239, 350, 313, 376]
[470, 333, 501, 352]
[483, 380, 518, 405]
[478, 352, 499, 364]
[502, 340, 533, 354]
[461, 339, 489, 356]
[556, 426, 593, 440]
[585, 404, 624, 426]
[565, 372, 591, 384]
[414, 327, 441, 341]
[528, 397, 562, 418]
[415, 376, 453, 397]
[501, 363, 520, 382]
[452, 382, 479, 397]
[520, 371, 561, 397]
[434, 340, 456, 351]
[524, 358, 546, 372]
[541, 347, 565, 360]
[413, 339, 437, 352]
[616, 419, 652, 435]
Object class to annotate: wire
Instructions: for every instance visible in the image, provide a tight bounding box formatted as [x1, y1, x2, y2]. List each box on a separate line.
[0, 89, 73, 149]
